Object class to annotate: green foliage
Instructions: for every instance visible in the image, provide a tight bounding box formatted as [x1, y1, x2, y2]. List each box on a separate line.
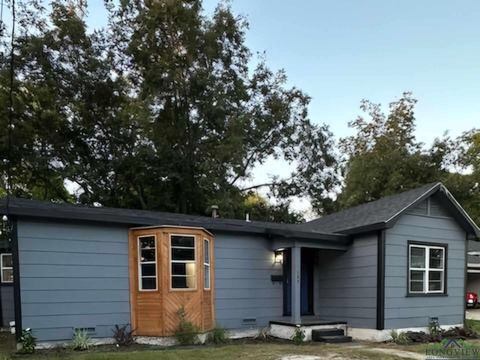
[389, 330, 410, 345]
[206, 327, 229, 345]
[0, 0, 338, 222]
[175, 307, 199, 345]
[291, 326, 305, 345]
[112, 324, 134, 346]
[336, 92, 480, 227]
[71, 329, 91, 351]
[428, 318, 441, 337]
[18, 329, 36, 354]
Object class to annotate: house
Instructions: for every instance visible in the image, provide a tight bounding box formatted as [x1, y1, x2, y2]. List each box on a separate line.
[0, 182, 478, 344]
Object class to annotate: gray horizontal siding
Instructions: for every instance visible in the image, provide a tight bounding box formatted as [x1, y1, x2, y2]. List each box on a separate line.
[1, 286, 14, 327]
[315, 234, 377, 328]
[18, 219, 130, 341]
[214, 233, 282, 329]
[384, 211, 466, 329]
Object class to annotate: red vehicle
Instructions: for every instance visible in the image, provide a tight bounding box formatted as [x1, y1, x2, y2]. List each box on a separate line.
[467, 291, 478, 308]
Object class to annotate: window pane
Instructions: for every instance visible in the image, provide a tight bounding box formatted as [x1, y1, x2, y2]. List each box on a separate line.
[141, 249, 156, 262]
[429, 281, 442, 291]
[141, 277, 156, 290]
[171, 236, 194, 248]
[172, 248, 195, 261]
[172, 275, 196, 289]
[141, 263, 156, 277]
[140, 237, 155, 250]
[204, 240, 210, 264]
[430, 249, 444, 269]
[410, 270, 424, 281]
[429, 271, 442, 281]
[410, 281, 423, 292]
[2, 254, 12, 267]
[204, 265, 210, 289]
[2, 269, 13, 283]
[172, 262, 196, 276]
[410, 247, 426, 268]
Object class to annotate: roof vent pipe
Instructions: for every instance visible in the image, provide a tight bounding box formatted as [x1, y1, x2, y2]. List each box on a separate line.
[211, 205, 219, 219]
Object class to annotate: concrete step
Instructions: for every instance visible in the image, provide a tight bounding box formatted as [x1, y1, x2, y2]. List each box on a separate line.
[311, 328, 344, 340]
[314, 335, 353, 343]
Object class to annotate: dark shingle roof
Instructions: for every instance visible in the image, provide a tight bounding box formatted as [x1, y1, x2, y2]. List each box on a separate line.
[1, 182, 478, 241]
[301, 182, 447, 234]
[0, 197, 346, 242]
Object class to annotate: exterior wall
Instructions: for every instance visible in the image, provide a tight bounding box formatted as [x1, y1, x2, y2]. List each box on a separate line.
[17, 218, 130, 341]
[384, 209, 466, 329]
[1, 285, 14, 327]
[315, 233, 378, 328]
[214, 232, 283, 329]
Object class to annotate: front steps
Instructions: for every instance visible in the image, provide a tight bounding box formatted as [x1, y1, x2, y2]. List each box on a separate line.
[311, 328, 352, 343]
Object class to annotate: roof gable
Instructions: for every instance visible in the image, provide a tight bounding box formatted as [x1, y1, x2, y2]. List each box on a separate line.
[302, 182, 480, 238]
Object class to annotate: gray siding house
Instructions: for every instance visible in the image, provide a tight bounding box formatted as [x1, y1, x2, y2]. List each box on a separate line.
[0, 182, 478, 343]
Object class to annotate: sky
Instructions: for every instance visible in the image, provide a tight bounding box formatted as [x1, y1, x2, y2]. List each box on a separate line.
[9, 0, 480, 215]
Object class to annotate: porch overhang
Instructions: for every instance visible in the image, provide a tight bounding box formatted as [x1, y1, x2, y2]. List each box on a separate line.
[269, 230, 350, 251]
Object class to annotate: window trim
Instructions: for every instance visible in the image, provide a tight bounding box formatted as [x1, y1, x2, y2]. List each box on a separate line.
[1, 253, 13, 284]
[203, 238, 211, 290]
[169, 234, 197, 291]
[137, 235, 158, 292]
[407, 241, 448, 297]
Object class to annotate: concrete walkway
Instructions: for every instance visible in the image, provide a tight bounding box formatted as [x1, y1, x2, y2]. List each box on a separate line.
[466, 308, 480, 320]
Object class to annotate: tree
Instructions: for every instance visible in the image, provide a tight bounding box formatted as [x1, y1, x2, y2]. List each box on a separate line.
[336, 93, 447, 210]
[0, 0, 339, 222]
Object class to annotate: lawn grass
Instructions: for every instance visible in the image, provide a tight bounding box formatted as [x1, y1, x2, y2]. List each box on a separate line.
[0, 334, 418, 360]
[466, 319, 480, 334]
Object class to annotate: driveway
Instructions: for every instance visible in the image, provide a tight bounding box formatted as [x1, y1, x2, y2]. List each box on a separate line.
[466, 308, 480, 320]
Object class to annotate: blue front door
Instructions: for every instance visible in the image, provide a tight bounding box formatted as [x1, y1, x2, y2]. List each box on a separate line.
[283, 248, 314, 316]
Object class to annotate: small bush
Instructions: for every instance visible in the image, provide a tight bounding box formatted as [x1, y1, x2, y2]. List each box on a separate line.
[174, 307, 199, 345]
[18, 328, 36, 354]
[207, 327, 228, 344]
[428, 318, 441, 337]
[390, 329, 410, 345]
[291, 325, 305, 345]
[396, 332, 411, 345]
[390, 329, 399, 342]
[71, 329, 92, 351]
[112, 324, 134, 346]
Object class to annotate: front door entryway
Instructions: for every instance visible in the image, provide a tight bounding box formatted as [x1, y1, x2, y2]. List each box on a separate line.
[283, 248, 314, 316]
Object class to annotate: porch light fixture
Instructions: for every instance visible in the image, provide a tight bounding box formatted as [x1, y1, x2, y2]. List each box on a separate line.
[274, 250, 284, 265]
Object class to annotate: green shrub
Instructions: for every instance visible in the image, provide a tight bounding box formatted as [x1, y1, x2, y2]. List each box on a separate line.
[18, 328, 36, 354]
[390, 330, 410, 345]
[428, 318, 441, 337]
[207, 327, 228, 344]
[390, 329, 399, 342]
[112, 324, 134, 346]
[174, 307, 199, 345]
[291, 325, 305, 345]
[71, 329, 92, 351]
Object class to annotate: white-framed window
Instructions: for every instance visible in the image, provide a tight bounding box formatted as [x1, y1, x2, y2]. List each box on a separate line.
[1, 253, 13, 284]
[138, 235, 157, 291]
[408, 243, 446, 294]
[204, 239, 211, 290]
[170, 235, 196, 289]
